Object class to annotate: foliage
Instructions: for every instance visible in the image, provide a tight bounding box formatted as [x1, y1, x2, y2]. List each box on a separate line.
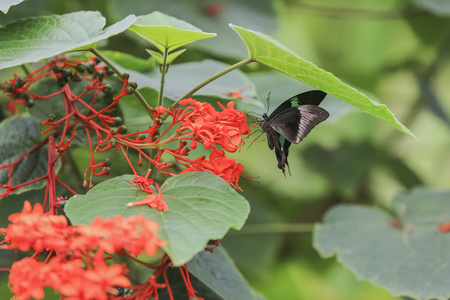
[0, 1, 449, 299]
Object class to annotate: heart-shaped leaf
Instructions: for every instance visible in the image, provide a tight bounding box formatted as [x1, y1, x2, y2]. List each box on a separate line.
[130, 11, 216, 52]
[230, 24, 416, 140]
[0, 11, 136, 70]
[65, 172, 250, 266]
[0, 115, 53, 195]
[314, 188, 450, 300]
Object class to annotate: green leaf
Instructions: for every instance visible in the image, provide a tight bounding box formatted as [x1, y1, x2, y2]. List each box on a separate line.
[188, 247, 265, 300]
[0, 0, 24, 14]
[129, 11, 216, 52]
[71, 50, 156, 73]
[0, 115, 51, 195]
[314, 188, 450, 300]
[146, 49, 164, 65]
[145, 59, 260, 105]
[412, 0, 450, 16]
[230, 24, 416, 140]
[65, 172, 250, 266]
[165, 48, 186, 65]
[0, 11, 136, 70]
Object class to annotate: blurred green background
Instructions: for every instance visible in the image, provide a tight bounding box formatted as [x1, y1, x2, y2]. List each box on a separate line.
[2, 0, 450, 299]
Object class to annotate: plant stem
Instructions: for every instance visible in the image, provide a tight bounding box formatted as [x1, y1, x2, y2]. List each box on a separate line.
[21, 64, 33, 75]
[174, 57, 254, 107]
[227, 223, 315, 235]
[90, 48, 153, 118]
[158, 48, 169, 107]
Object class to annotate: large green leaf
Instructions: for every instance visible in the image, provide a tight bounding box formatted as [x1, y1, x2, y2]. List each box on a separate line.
[0, 115, 50, 195]
[314, 188, 450, 300]
[187, 247, 265, 300]
[65, 172, 250, 266]
[230, 24, 416, 139]
[129, 11, 216, 52]
[0, 11, 136, 70]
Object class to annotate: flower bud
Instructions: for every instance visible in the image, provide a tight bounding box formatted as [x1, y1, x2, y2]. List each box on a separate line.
[104, 158, 111, 167]
[76, 64, 86, 73]
[119, 126, 127, 134]
[85, 61, 95, 74]
[105, 66, 115, 76]
[48, 114, 56, 122]
[52, 66, 62, 73]
[4, 83, 12, 93]
[61, 69, 72, 78]
[126, 87, 135, 94]
[113, 117, 122, 126]
[26, 100, 35, 108]
[57, 77, 68, 87]
[71, 74, 82, 82]
[103, 84, 113, 96]
[20, 91, 29, 101]
[14, 77, 24, 88]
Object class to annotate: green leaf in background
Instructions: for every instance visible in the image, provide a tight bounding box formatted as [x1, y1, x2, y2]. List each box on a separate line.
[314, 188, 450, 300]
[0, 0, 24, 14]
[0, 11, 136, 70]
[412, 0, 450, 16]
[230, 24, 416, 139]
[0, 115, 51, 195]
[65, 172, 250, 266]
[129, 11, 216, 52]
[146, 59, 260, 105]
[187, 247, 265, 300]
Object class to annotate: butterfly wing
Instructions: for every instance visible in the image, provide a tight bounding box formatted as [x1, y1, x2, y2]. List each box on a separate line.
[268, 90, 327, 119]
[269, 105, 329, 144]
[261, 90, 328, 174]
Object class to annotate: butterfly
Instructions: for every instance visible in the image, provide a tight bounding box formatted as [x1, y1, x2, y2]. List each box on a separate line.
[259, 90, 329, 175]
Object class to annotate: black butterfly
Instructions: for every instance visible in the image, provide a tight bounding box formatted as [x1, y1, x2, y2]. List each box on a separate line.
[259, 90, 329, 174]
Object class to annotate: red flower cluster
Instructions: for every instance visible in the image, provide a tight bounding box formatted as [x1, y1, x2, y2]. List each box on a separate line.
[9, 256, 128, 300]
[178, 98, 249, 152]
[181, 149, 245, 189]
[3, 201, 165, 299]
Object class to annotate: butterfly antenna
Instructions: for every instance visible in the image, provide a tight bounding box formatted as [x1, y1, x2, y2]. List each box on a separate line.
[247, 111, 262, 117]
[246, 130, 265, 150]
[265, 92, 271, 114]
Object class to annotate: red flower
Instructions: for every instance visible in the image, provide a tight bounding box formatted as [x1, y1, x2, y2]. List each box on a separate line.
[5, 201, 68, 252]
[127, 182, 172, 212]
[8, 257, 48, 300]
[181, 149, 245, 190]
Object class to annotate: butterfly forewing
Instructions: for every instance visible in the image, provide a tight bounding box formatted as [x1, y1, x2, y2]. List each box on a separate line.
[268, 90, 327, 119]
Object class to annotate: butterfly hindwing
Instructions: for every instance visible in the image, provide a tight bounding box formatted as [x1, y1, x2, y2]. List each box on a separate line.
[269, 105, 329, 144]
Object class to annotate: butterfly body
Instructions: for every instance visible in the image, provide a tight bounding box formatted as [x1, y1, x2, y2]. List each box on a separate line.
[260, 90, 329, 174]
